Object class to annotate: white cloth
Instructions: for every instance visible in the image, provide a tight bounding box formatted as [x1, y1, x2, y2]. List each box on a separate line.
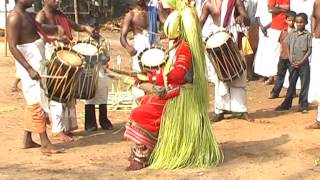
[85, 66, 109, 104]
[290, 0, 315, 32]
[50, 99, 77, 133]
[132, 33, 150, 99]
[254, 0, 280, 77]
[44, 43, 78, 133]
[254, 28, 281, 77]
[213, 69, 248, 114]
[16, 39, 47, 107]
[244, 0, 258, 24]
[308, 38, 320, 103]
[255, 0, 271, 27]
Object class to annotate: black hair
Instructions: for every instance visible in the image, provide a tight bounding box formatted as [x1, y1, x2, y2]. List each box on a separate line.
[286, 11, 296, 19]
[296, 13, 308, 24]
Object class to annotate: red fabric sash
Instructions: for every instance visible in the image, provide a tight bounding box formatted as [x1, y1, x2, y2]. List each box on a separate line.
[55, 11, 73, 40]
[222, 0, 236, 28]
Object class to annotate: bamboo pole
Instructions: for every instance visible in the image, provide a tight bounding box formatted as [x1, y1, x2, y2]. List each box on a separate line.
[73, 0, 79, 40]
[4, 0, 8, 57]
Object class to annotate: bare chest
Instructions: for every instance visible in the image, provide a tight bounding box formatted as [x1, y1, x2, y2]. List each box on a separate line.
[131, 10, 149, 30]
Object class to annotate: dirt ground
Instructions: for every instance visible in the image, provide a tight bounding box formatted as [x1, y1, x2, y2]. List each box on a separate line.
[0, 32, 320, 180]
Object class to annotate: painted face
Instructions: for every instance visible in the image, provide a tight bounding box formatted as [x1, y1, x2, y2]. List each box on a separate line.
[295, 16, 306, 31]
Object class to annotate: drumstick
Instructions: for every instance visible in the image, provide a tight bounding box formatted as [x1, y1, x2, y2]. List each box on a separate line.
[40, 75, 66, 79]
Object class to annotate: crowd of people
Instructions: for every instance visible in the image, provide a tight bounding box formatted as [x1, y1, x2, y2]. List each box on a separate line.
[6, 0, 320, 172]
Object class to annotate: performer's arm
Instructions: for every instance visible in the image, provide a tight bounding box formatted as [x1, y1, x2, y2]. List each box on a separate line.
[68, 19, 94, 34]
[268, 0, 289, 14]
[35, 11, 68, 43]
[167, 42, 193, 86]
[7, 12, 40, 80]
[199, 1, 210, 28]
[120, 12, 137, 56]
[235, 0, 249, 26]
[311, 2, 316, 37]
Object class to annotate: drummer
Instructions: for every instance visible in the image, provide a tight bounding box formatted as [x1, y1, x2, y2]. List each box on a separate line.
[7, 0, 64, 154]
[120, 0, 167, 101]
[36, 0, 94, 142]
[83, 23, 113, 131]
[199, 0, 254, 122]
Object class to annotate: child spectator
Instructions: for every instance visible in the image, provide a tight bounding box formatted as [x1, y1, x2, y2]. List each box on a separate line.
[269, 11, 296, 99]
[275, 13, 312, 113]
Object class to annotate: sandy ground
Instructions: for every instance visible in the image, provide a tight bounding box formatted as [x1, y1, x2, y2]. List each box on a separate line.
[0, 32, 320, 180]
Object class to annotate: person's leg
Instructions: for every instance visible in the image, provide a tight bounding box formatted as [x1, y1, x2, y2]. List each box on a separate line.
[26, 103, 63, 153]
[85, 104, 97, 131]
[23, 130, 41, 149]
[297, 63, 310, 112]
[245, 54, 255, 81]
[11, 78, 21, 92]
[306, 104, 320, 129]
[64, 99, 78, 135]
[276, 67, 299, 110]
[50, 101, 73, 142]
[39, 131, 64, 153]
[270, 59, 289, 98]
[99, 104, 113, 130]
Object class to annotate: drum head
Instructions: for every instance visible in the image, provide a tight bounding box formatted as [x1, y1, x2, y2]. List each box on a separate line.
[206, 31, 231, 48]
[139, 48, 166, 67]
[56, 50, 82, 66]
[72, 42, 98, 56]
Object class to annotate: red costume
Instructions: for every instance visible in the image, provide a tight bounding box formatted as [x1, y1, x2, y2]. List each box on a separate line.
[124, 41, 192, 162]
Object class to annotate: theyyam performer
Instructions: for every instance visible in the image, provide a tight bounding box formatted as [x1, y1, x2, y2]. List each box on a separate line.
[122, 0, 223, 171]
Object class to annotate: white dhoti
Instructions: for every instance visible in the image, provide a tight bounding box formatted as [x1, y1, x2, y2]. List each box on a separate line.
[308, 38, 320, 103]
[85, 67, 108, 105]
[254, 28, 281, 77]
[214, 72, 248, 114]
[308, 38, 320, 123]
[16, 39, 49, 133]
[45, 43, 78, 133]
[50, 99, 78, 133]
[131, 33, 150, 100]
[16, 39, 47, 106]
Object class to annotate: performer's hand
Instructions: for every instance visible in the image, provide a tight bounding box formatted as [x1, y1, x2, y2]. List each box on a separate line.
[56, 35, 70, 44]
[153, 86, 167, 98]
[27, 68, 41, 80]
[235, 16, 245, 25]
[139, 83, 155, 94]
[84, 25, 95, 35]
[259, 26, 268, 37]
[128, 46, 137, 56]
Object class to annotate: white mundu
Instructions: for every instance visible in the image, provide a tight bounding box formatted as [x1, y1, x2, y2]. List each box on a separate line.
[254, 0, 280, 77]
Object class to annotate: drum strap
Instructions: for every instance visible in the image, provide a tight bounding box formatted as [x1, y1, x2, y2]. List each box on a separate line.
[222, 0, 236, 28]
